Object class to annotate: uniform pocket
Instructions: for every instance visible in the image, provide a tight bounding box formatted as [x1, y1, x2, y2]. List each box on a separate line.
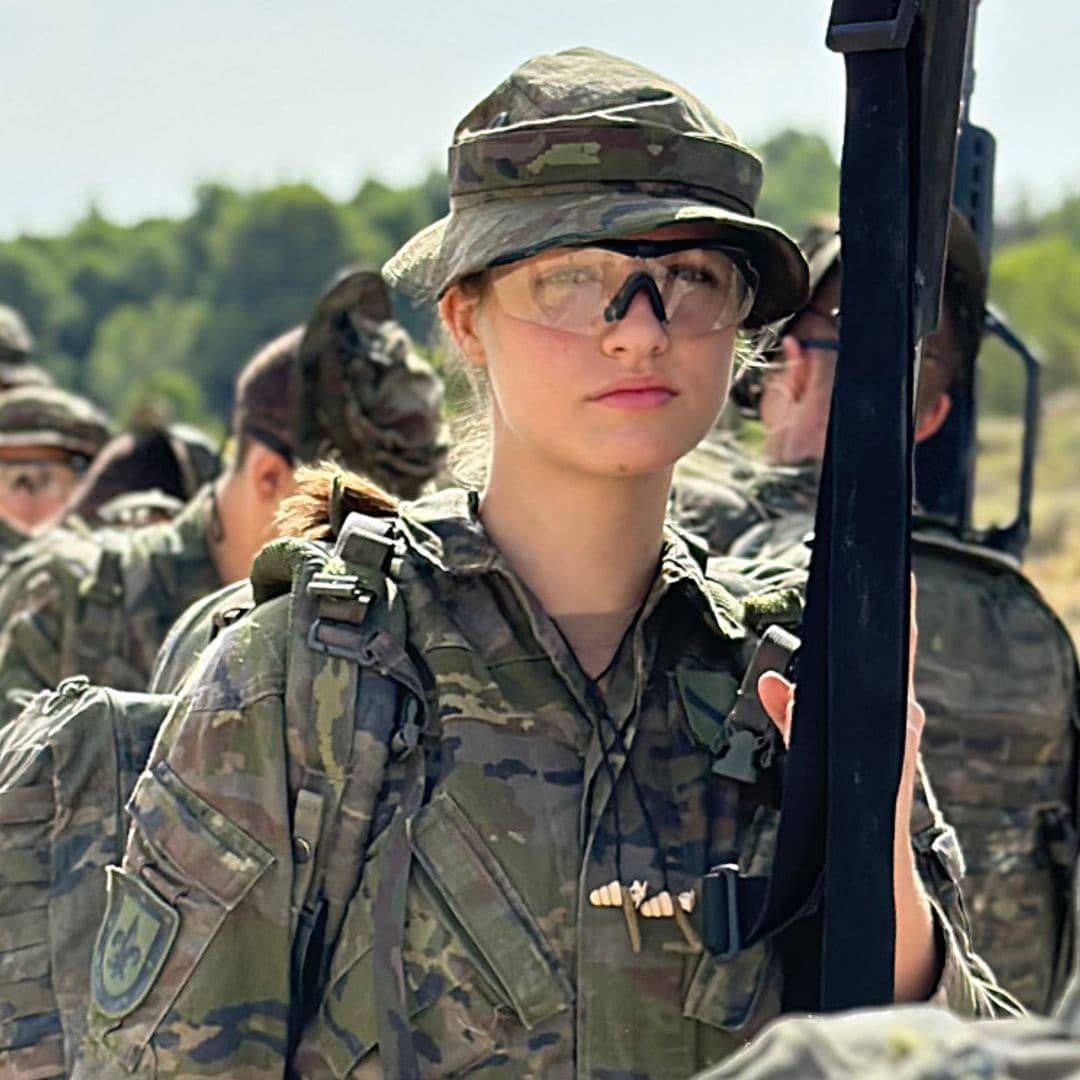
[297, 789, 571, 1077]
[88, 762, 274, 1070]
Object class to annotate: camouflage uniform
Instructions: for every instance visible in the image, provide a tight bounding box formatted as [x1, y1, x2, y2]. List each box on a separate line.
[74, 47, 1012, 1078]
[77, 489, 1007, 1079]
[0, 487, 221, 717]
[0, 305, 52, 390]
[0, 272, 446, 724]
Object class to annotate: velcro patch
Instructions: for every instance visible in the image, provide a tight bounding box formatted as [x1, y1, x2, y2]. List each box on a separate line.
[91, 866, 179, 1020]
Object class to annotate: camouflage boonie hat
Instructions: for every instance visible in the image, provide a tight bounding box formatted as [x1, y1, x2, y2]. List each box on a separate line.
[384, 47, 809, 328]
[0, 304, 34, 362]
[294, 269, 448, 499]
[0, 386, 111, 459]
[0, 304, 52, 389]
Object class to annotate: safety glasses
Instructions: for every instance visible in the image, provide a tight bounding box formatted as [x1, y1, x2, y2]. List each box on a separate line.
[489, 239, 757, 338]
[0, 458, 80, 498]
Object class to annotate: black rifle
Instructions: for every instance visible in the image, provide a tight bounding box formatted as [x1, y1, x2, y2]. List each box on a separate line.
[915, 0, 1041, 560]
[702, 0, 975, 1012]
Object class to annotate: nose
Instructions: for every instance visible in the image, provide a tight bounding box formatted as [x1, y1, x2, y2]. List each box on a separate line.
[600, 287, 669, 362]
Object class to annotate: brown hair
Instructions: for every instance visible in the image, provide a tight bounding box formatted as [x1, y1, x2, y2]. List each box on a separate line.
[274, 462, 398, 542]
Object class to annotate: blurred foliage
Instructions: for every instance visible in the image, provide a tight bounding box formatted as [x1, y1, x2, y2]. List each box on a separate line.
[0, 131, 1077, 431]
[756, 129, 839, 235]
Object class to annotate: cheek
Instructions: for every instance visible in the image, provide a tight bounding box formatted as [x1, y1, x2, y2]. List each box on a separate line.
[484, 322, 583, 429]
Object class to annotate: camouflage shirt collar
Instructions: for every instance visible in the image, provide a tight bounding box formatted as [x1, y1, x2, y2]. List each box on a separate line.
[398, 487, 745, 640]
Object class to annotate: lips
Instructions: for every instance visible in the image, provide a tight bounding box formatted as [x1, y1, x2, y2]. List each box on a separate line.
[590, 377, 677, 410]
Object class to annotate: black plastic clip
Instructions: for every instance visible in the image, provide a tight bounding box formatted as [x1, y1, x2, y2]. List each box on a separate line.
[826, 0, 919, 54]
[702, 864, 743, 960]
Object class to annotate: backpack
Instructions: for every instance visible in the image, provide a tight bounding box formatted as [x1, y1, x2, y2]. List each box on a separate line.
[911, 531, 1080, 1012]
[0, 680, 171, 1077]
[0, 510, 415, 1075]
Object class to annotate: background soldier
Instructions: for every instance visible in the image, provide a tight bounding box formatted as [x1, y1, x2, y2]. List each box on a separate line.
[690, 214, 1080, 1012]
[0, 270, 446, 722]
[0, 386, 111, 550]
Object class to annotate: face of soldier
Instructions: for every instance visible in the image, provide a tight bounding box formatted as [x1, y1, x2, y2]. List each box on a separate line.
[441, 223, 739, 483]
[760, 270, 954, 466]
[0, 445, 81, 531]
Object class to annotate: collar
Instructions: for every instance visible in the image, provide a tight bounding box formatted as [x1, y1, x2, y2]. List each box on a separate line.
[398, 487, 746, 642]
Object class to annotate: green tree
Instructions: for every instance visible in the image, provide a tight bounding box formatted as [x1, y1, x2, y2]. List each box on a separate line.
[755, 129, 839, 236]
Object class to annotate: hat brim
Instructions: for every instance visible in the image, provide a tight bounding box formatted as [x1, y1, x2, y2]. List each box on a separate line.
[0, 431, 99, 457]
[0, 361, 52, 390]
[384, 190, 809, 328]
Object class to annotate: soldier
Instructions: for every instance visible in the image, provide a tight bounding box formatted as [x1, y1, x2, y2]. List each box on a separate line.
[0, 270, 446, 723]
[76, 48, 1012, 1080]
[0, 303, 53, 390]
[696, 214, 1080, 1013]
[0, 386, 111, 551]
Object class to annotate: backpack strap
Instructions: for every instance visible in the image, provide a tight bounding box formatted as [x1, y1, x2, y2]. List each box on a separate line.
[275, 509, 425, 1074]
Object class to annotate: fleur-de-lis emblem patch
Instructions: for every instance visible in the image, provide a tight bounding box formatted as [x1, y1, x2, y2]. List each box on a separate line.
[91, 866, 179, 1020]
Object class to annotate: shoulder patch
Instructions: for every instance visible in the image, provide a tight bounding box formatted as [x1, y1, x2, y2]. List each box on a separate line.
[91, 866, 179, 1019]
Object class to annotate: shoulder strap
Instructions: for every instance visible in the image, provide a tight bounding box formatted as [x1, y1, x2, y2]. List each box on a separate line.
[278, 510, 424, 1073]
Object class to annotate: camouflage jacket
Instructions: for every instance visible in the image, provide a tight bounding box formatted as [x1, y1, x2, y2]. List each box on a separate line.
[0, 487, 221, 723]
[672, 450, 818, 558]
[78, 490, 1007, 1079]
[0, 516, 29, 560]
[691, 461, 1080, 1013]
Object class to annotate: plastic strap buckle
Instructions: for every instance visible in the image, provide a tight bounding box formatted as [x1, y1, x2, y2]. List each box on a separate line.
[826, 0, 919, 54]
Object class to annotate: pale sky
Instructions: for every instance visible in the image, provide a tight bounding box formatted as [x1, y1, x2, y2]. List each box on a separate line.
[3, 0, 1075, 238]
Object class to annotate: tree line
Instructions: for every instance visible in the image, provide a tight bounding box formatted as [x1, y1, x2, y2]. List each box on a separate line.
[0, 130, 1073, 431]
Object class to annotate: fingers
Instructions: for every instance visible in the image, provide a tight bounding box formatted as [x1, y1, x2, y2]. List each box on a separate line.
[757, 671, 794, 748]
[909, 572, 919, 698]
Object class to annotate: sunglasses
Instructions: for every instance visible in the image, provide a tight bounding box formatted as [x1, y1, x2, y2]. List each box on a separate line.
[489, 239, 757, 338]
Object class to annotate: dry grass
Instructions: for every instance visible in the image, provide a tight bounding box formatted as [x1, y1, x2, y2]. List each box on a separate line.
[974, 398, 1080, 648]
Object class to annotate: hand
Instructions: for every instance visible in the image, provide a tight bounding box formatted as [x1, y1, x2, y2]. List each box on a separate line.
[756, 574, 925, 826]
[755, 575, 938, 1000]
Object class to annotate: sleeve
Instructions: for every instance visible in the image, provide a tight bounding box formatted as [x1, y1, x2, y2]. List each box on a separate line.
[75, 613, 296, 1078]
[909, 757, 1025, 1018]
[0, 562, 66, 727]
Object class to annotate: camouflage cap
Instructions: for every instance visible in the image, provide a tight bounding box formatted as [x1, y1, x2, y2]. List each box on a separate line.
[232, 329, 300, 460]
[294, 269, 448, 499]
[0, 304, 52, 389]
[0, 304, 34, 362]
[0, 386, 111, 459]
[384, 47, 809, 327]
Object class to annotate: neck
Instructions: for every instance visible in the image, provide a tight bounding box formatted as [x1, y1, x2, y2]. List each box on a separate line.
[206, 471, 260, 585]
[479, 444, 671, 622]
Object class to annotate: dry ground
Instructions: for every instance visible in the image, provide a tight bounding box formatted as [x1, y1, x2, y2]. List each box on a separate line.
[975, 396, 1080, 647]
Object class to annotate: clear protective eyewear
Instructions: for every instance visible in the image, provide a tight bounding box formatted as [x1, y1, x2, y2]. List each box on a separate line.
[0, 458, 80, 498]
[489, 239, 758, 338]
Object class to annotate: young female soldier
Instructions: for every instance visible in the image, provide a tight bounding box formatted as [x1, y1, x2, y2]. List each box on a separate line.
[78, 47, 1010, 1079]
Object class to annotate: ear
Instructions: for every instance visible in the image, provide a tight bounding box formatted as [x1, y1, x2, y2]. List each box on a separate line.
[779, 334, 813, 404]
[439, 284, 487, 368]
[914, 390, 952, 443]
[247, 442, 295, 503]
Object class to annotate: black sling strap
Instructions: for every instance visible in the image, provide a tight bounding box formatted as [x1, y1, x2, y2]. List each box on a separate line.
[703, 0, 975, 1013]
